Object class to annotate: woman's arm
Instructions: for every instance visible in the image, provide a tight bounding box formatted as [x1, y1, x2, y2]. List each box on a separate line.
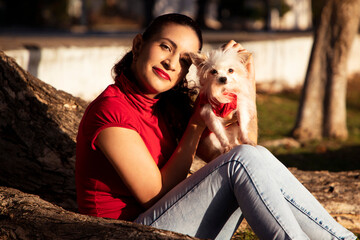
[96, 106, 205, 209]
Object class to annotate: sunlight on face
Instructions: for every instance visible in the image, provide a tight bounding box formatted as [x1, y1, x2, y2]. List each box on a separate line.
[132, 23, 201, 98]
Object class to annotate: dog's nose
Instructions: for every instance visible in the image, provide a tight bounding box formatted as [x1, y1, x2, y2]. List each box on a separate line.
[219, 77, 227, 84]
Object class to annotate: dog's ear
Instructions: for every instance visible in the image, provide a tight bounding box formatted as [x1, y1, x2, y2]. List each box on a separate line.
[238, 52, 252, 65]
[188, 52, 207, 67]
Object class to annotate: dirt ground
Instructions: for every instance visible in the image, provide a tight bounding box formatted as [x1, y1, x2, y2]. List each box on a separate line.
[289, 168, 360, 233]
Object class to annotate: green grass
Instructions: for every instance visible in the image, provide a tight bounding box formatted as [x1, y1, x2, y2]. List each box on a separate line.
[257, 74, 360, 142]
[232, 76, 360, 239]
[257, 91, 300, 141]
[256, 76, 360, 172]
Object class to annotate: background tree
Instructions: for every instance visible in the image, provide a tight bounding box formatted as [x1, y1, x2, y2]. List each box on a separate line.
[292, 0, 360, 141]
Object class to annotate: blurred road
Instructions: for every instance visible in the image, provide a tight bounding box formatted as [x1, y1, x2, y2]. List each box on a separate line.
[0, 30, 311, 50]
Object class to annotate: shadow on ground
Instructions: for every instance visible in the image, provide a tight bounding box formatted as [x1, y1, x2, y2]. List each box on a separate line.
[276, 145, 360, 172]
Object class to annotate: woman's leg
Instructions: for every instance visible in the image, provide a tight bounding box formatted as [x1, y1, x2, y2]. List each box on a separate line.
[254, 145, 356, 240]
[135, 145, 310, 240]
[135, 149, 244, 239]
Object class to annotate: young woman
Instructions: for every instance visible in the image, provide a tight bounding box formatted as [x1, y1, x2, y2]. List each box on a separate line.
[75, 13, 356, 240]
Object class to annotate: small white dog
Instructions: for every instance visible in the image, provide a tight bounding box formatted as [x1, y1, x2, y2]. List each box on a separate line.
[190, 47, 257, 155]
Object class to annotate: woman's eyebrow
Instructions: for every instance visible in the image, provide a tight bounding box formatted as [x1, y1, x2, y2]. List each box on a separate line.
[161, 38, 177, 49]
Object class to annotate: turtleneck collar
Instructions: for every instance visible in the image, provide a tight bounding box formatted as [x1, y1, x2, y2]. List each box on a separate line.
[115, 72, 159, 114]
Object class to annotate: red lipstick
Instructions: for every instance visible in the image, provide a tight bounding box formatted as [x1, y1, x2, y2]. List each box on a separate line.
[153, 67, 170, 81]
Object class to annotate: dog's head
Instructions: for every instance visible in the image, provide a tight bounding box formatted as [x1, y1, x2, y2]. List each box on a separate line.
[189, 48, 251, 103]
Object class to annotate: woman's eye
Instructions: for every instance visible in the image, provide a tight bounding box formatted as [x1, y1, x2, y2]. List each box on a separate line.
[228, 68, 234, 73]
[161, 44, 171, 51]
[210, 69, 218, 75]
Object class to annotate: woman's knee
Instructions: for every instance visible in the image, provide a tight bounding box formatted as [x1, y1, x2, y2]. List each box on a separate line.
[211, 144, 267, 171]
[222, 145, 271, 186]
[254, 145, 271, 155]
[226, 144, 263, 166]
[232, 144, 258, 154]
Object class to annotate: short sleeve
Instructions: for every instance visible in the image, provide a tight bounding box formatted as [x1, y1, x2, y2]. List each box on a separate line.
[82, 96, 139, 150]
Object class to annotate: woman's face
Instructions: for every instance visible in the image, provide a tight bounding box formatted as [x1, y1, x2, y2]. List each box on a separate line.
[131, 23, 201, 98]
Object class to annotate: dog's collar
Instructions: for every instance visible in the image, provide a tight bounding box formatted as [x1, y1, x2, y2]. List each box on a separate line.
[200, 93, 237, 118]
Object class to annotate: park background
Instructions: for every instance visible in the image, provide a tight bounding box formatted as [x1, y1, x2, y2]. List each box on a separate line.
[1, 0, 359, 101]
[0, 0, 359, 239]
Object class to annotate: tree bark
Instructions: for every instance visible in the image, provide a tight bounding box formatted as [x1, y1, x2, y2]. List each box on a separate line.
[292, 0, 360, 141]
[0, 50, 88, 212]
[0, 51, 201, 239]
[0, 186, 199, 240]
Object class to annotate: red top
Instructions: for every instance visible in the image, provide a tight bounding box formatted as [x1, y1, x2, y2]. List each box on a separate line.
[75, 73, 176, 220]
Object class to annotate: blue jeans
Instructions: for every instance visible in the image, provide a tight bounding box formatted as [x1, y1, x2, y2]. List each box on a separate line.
[134, 145, 356, 240]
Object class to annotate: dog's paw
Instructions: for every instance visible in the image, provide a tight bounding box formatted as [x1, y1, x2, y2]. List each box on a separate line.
[222, 145, 232, 153]
[239, 136, 256, 146]
[242, 139, 256, 146]
[222, 143, 239, 153]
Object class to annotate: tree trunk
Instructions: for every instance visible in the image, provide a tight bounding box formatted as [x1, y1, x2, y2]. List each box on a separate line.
[0, 50, 88, 212]
[0, 51, 201, 239]
[262, 0, 270, 31]
[292, 0, 360, 141]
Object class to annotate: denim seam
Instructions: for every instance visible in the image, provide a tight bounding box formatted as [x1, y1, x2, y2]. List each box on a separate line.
[233, 159, 294, 239]
[150, 158, 289, 240]
[281, 189, 345, 240]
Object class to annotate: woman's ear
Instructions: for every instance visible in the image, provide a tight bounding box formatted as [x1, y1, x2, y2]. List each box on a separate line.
[132, 34, 143, 61]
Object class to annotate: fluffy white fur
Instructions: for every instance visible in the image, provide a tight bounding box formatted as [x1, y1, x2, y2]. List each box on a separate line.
[190, 48, 256, 154]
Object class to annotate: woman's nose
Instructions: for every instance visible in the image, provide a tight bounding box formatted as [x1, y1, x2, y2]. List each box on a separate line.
[162, 56, 177, 71]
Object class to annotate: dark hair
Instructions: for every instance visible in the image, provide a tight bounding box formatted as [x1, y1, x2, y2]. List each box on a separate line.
[112, 13, 203, 142]
[142, 13, 203, 50]
[112, 13, 202, 77]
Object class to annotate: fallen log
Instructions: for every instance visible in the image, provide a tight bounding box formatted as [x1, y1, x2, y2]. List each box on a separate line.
[0, 186, 199, 240]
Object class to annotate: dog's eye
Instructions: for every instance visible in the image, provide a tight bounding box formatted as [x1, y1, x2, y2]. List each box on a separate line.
[210, 69, 218, 75]
[228, 68, 234, 73]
